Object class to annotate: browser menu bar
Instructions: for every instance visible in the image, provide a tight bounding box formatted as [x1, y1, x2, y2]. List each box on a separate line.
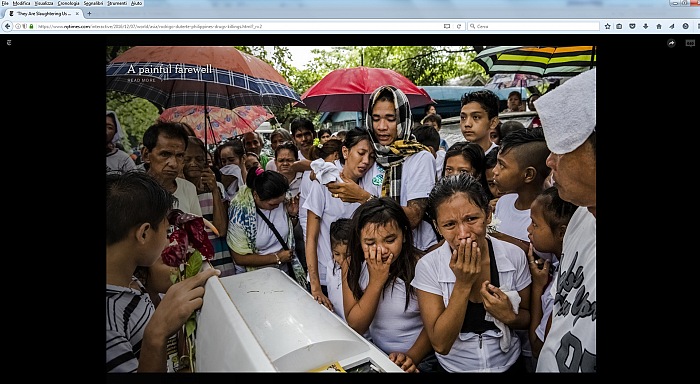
[2, 16, 698, 34]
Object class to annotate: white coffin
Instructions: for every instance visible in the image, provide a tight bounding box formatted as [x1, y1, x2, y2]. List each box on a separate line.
[195, 267, 404, 372]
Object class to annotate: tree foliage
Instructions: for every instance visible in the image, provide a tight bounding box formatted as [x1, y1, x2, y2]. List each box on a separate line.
[105, 45, 485, 148]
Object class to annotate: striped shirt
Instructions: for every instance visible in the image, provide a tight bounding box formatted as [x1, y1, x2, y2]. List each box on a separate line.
[106, 278, 154, 373]
[199, 182, 236, 277]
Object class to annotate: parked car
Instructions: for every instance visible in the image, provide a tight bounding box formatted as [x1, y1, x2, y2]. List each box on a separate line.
[412, 85, 530, 122]
[440, 110, 539, 130]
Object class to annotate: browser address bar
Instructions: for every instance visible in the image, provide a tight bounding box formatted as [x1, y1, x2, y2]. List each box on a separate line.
[25, 20, 468, 32]
[468, 21, 599, 31]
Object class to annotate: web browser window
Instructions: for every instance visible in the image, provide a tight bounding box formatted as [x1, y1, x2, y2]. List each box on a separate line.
[11, 0, 692, 374]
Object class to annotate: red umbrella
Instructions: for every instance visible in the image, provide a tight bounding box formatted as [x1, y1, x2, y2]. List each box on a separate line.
[159, 105, 274, 143]
[298, 66, 434, 113]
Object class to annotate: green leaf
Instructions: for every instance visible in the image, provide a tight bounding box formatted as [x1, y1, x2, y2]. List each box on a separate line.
[186, 251, 203, 279]
[185, 316, 196, 338]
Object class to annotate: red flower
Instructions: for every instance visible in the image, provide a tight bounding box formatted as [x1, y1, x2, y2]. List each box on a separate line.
[161, 227, 189, 267]
[161, 209, 214, 266]
[182, 217, 214, 259]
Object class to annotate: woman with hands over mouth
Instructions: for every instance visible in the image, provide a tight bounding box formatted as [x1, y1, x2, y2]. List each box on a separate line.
[342, 197, 433, 373]
[410, 173, 532, 372]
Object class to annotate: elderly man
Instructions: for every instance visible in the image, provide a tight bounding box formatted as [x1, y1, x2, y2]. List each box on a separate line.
[242, 131, 270, 169]
[141, 121, 202, 216]
[533, 68, 596, 373]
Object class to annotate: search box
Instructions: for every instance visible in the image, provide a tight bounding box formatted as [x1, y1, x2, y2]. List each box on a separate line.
[468, 21, 599, 31]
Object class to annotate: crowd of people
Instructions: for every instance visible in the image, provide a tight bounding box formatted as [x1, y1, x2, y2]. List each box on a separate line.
[106, 68, 596, 373]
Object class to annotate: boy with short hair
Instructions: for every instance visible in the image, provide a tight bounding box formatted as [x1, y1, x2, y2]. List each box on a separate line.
[460, 90, 501, 155]
[490, 126, 552, 372]
[106, 171, 219, 372]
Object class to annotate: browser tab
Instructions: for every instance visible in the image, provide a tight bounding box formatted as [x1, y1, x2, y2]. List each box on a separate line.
[6, 8, 84, 19]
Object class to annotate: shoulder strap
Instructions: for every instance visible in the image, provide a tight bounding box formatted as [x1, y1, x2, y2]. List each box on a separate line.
[255, 207, 289, 250]
[487, 238, 500, 287]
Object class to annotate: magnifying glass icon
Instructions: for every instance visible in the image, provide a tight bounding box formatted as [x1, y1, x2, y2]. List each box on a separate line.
[469, 23, 475, 29]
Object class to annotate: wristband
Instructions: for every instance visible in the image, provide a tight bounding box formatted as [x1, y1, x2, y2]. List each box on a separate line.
[274, 252, 281, 265]
[365, 194, 377, 203]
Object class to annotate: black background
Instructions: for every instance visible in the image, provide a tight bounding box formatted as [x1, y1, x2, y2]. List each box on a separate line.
[4, 33, 690, 378]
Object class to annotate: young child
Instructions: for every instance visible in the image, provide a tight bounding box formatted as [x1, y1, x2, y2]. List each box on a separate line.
[484, 149, 505, 220]
[490, 126, 552, 372]
[106, 171, 219, 372]
[422, 113, 449, 151]
[412, 123, 442, 181]
[491, 127, 551, 255]
[526, 186, 578, 362]
[343, 197, 432, 373]
[307, 138, 343, 185]
[325, 218, 352, 320]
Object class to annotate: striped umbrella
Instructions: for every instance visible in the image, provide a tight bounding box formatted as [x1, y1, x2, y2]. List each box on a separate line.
[474, 46, 596, 77]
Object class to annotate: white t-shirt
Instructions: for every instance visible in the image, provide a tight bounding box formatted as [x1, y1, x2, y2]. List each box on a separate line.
[325, 262, 345, 321]
[493, 192, 555, 358]
[484, 142, 499, 155]
[173, 177, 203, 216]
[357, 262, 423, 355]
[254, 202, 291, 274]
[535, 256, 559, 343]
[411, 238, 531, 372]
[297, 150, 312, 245]
[363, 150, 437, 251]
[536, 207, 596, 372]
[302, 177, 360, 286]
[435, 149, 446, 181]
[493, 193, 530, 241]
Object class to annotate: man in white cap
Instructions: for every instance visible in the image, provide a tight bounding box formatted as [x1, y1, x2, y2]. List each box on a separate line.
[533, 68, 596, 372]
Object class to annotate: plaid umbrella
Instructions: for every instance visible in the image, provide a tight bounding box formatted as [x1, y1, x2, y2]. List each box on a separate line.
[474, 46, 596, 77]
[106, 46, 302, 110]
[106, 46, 302, 147]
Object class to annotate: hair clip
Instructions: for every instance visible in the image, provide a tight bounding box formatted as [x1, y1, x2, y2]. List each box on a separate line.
[255, 168, 264, 176]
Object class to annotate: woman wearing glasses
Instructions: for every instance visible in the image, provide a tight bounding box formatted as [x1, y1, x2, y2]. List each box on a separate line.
[274, 140, 307, 275]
